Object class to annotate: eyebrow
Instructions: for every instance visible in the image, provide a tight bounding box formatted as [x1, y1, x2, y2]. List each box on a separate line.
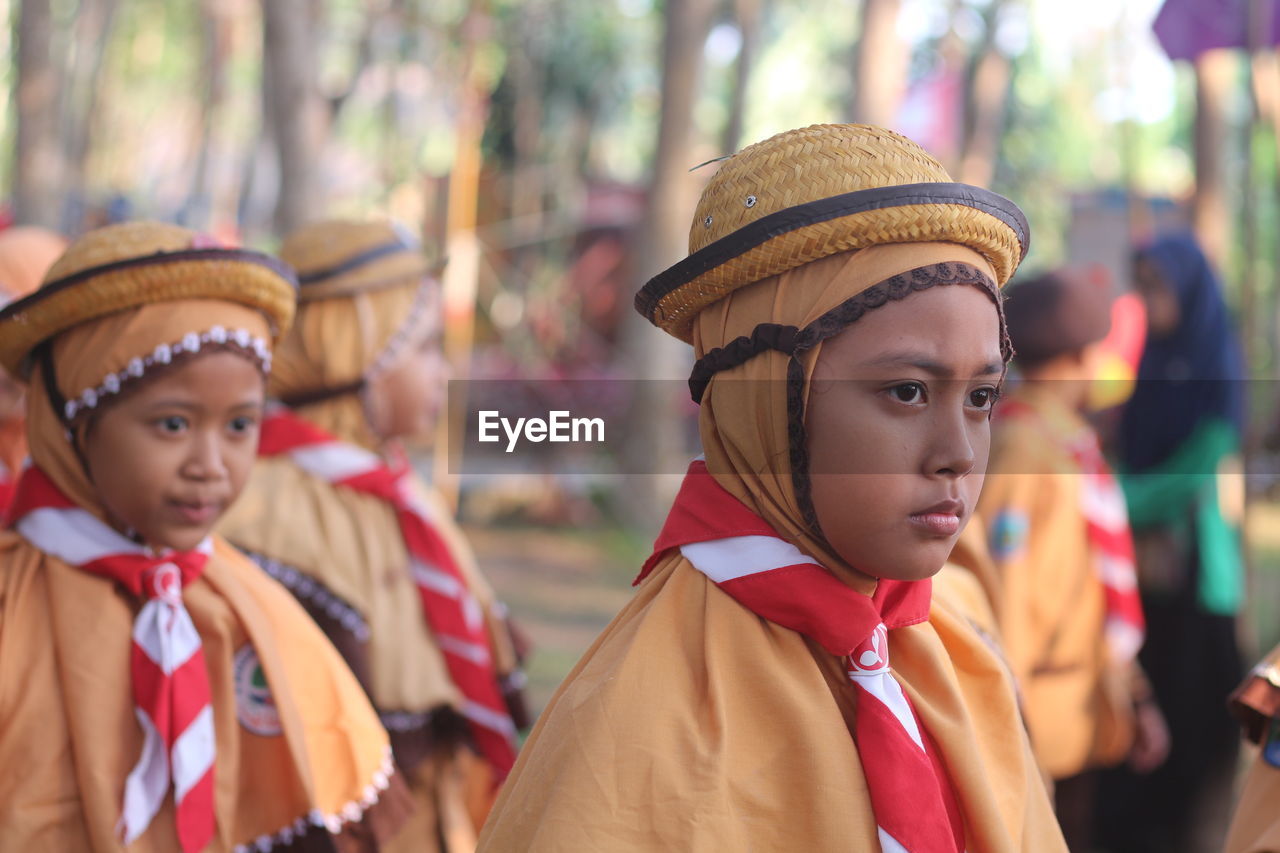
[143, 399, 263, 412]
[862, 352, 1004, 378]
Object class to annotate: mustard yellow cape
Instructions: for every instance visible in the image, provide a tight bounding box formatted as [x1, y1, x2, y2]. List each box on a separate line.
[481, 243, 1065, 851]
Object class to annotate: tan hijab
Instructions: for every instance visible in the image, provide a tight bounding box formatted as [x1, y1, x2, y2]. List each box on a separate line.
[695, 241, 998, 583]
[480, 244, 1065, 852]
[269, 282, 423, 450]
[0, 302, 402, 850]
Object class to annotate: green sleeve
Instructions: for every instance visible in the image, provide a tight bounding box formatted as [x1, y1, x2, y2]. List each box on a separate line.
[1119, 417, 1239, 527]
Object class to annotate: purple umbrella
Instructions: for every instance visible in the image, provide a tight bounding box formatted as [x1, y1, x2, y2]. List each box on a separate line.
[1154, 0, 1280, 60]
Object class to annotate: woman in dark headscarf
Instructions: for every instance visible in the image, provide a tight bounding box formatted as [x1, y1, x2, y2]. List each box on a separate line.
[1097, 232, 1246, 853]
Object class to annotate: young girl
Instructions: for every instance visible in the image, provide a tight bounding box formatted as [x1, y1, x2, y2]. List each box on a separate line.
[478, 124, 1065, 850]
[218, 219, 525, 852]
[0, 221, 408, 852]
[0, 225, 67, 512]
[978, 267, 1168, 846]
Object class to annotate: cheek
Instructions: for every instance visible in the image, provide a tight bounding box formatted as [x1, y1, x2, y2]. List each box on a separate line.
[83, 421, 171, 520]
[222, 437, 259, 495]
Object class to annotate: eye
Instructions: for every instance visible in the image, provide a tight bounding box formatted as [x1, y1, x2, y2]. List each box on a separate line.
[228, 415, 258, 435]
[155, 415, 188, 434]
[888, 382, 925, 404]
[968, 386, 1001, 411]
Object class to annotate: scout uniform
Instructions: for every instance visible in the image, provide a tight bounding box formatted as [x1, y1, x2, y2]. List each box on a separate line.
[219, 221, 525, 853]
[478, 124, 1066, 852]
[0, 222, 408, 852]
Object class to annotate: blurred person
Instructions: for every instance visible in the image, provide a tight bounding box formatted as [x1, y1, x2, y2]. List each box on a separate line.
[219, 220, 527, 853]
[978, 267, 1169, 850]
[0, 222, 409, 851]
[1095, 233, 1247, 853]
[0, 226, 68, 512]
[1224, 644, 1280, 853]
[479, 124, 1067, 851]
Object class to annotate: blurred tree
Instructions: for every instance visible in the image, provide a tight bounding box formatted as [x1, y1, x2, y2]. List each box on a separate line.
[13, 0, 63, 228]
[722, 0, 763, 153]
[955, 0, 1011, 187]
[1193, 49, 1234, 270]
[851, 0, 907, 127]
[621, 0, 717, 523]
[262, 0, 325, 236]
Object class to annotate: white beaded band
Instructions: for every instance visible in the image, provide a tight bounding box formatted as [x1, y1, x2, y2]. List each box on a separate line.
[63, 325, 272, 422]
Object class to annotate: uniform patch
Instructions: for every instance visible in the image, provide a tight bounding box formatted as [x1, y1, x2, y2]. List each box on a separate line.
[1264, 717, 1280, 768]
[234, 644, 282, 736]
[989, 509, 1029, 561]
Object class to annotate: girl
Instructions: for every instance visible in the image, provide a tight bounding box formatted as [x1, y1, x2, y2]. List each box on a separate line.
[478, 124, 1065, 851]
[0, 225, 67, 512]
[0, 222, 408, 852]
[218, 219, 526, 852]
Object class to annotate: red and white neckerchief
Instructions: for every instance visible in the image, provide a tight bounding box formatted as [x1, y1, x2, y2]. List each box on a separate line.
[8, 467, 216, 853]
[1000, 398, 1146, 665]
[0, 459, 15, 519]
[637, 459, 965, 853]
[1068, 430, 1146, 664]
[257, 409, 517, 779]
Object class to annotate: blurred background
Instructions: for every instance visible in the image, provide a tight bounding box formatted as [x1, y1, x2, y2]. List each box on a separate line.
[3, 0, 1280, 713]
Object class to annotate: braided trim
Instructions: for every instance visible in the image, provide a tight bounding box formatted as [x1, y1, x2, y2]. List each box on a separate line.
[244, 551, 371, 643]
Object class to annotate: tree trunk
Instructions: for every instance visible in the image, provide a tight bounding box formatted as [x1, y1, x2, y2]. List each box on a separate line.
[13, 0, 63, 229]
[1192, 49, 1235, 271]
[955, 2, 1010, 187]
[722, 0, 763, 154]
[60, 0, 119, 212]
[261, 0, 325, 237]
[850, 0, 907, 127]
[617, 0, 717, 526]
[185, 0, 231, 230]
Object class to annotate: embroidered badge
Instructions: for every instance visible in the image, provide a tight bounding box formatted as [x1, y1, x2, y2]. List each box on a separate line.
[233, 644, 282, 736]
[1264, 717, 1280, 768]
[989, 509, 1029, 561]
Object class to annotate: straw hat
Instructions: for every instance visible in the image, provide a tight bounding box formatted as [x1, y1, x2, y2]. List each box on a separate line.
[280, 219, 430, 301]
[0, 221, 297, 376]
[635, 123, 1030, 342]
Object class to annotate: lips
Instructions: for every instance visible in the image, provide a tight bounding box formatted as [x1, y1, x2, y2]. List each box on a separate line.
[167, 498, 224, 525]
[908, 498, 965, 538]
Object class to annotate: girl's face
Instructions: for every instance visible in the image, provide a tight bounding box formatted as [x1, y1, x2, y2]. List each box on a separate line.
[805, 285, 1003, 582]
[82, 351, 265, 552]
[365, 287, 449, 441]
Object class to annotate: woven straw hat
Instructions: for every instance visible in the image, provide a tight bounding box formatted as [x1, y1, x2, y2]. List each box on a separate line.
[636, 123, 1030, 342]
[0, 221, 297, 376]
[280, 219, 430, 302]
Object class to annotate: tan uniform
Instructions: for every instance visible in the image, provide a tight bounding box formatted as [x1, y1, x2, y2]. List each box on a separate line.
[977, 385, 1135, 778]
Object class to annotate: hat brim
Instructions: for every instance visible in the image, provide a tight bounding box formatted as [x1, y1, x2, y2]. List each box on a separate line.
[636, 181, 1029, 343]
[0, 248, 297, 376]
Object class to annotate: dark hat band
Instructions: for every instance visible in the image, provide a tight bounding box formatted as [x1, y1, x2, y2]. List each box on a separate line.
[636, 181, 1029, 324]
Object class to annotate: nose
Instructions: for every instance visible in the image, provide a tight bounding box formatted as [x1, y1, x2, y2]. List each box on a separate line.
[924, 401, 977, 479]
[182, 429, 228, 480]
